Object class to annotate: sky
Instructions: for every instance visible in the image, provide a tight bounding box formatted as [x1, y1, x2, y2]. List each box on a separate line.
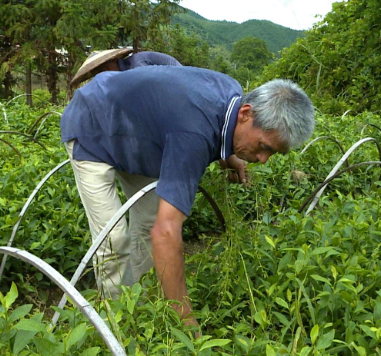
[178, 0, 341, 31]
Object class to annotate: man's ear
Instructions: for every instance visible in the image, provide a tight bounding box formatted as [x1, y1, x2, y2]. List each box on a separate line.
[237, 104, 253, 123]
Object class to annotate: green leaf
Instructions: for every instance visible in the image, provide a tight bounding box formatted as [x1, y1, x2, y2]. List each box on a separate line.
[310, 324, 319, 345]
[273, 311, 288, 326]
[235, 335, 250, 353]
[170, 327, 195, 353]
[296, 278, 316, 325]
[13, 313, 44, 355]
[359, 325, 375, 338]
[13, 319, 46, 332]
[316, 330, 335, 350]
[79, 347, 101, 356]
[341, 281, 358, 294]
[131, 283, 142, 300]
[9, 304, 33, 323]
[275, 297, 289, 309]
[5, 282, 18, 309]
[310, 247, 338, 256]
[199, 339, 231, 351]
[278, 252, 292, 273]
[300, 346, 312, 356]
[13, 329, 38, 355]
[311, 274, 331, 285]
[287, 289, 292, 302]
[268, 283, 277, 296]
[30, 242, 41, 249]
[66, 323, 87, 350]
[126, 284, 142, 314]
[339, 278, 355, 284]
[254, 311, 266, 328]
[295, 259, 306, 275]
[265, 236, 276, 249]
[351, 342, 366, 356]
[266, 344, 276, 356]
[34, 338, 64, 356]
[127, 299, 136, 314]
[374, 301, 381, 320]
[331, 265, 338, 280]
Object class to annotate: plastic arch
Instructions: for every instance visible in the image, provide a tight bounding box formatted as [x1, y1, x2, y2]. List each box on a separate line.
[305, 138, 381, 215]
[0, 247, 126, 356]
[51, 181, 158, 326]
[300, 135, 349, 168]
[299, 161, 381, 214]
[0, 159, 71, 281]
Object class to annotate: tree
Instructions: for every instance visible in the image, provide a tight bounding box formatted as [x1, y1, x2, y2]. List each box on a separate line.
[0, 0, 115, 103]
[0, 0, 181, 103]
[209, 46, 233, 74]
[146, 0, 181, 51]
[32, 0, 123, 103]
[259, 0, 381, 114]
[117, 0, 180, 52]
[160, 24, 210, 67]
[230, 36, 273, 73]
[0, 2, 34, 101]
[0, 34, 17, 99]
[54, 0, 121, 99]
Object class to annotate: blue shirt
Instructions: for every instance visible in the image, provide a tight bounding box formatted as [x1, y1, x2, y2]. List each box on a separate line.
[118, 51, 182, 70]
[61, 66, 242, 215]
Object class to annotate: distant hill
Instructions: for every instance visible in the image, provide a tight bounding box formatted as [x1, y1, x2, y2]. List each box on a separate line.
[172, 7, 304, 54]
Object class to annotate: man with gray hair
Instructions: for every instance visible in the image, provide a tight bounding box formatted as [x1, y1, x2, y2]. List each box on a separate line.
[221, 79, 314, 183]
[61, 65, 314, 333]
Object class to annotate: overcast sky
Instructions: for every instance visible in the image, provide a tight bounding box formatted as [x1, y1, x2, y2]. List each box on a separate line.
[178, 0, 341, 30]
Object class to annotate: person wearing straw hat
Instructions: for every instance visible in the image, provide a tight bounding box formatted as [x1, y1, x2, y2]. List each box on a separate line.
[61, 61, 315, 332]
[71, 48, 181, 87]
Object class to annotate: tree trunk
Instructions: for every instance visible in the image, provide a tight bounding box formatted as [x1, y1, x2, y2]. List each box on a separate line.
[66, 55, 75, 101]
[3, 72, 13, 99]
[133, 7, 140, 53]
[47, 49, 59, 104]
[26, 62, 33, 107]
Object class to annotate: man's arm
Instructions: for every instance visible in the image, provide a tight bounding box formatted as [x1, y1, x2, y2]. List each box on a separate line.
[151, 198, 198, 328]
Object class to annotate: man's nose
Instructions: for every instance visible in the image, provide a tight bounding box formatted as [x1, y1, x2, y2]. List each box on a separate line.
[256, 152, 271, 164]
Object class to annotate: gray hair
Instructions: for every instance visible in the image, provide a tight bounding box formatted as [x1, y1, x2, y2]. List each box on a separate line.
[241, 79, 315, 149]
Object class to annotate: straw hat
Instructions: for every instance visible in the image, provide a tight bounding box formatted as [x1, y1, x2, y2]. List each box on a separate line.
[71, 47, 133, 86]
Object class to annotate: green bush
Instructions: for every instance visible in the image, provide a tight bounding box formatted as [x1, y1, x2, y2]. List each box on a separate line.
[2, 101, 381, 354]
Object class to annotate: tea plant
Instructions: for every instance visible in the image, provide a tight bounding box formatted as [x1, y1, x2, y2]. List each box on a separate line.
[1, 101, 381, 355]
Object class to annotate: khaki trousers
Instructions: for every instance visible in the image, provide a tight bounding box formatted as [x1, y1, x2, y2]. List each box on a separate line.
[65, 140, 159, 299]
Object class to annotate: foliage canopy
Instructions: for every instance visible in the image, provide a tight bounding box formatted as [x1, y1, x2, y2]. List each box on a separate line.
[0, 0, 180, 102]
[231, 36, 273, 72]
[259, 0, 381, 115]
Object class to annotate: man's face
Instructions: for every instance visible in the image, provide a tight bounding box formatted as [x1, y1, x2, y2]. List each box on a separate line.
[90, 59, 120, 77]
[233, 104, 289, 164]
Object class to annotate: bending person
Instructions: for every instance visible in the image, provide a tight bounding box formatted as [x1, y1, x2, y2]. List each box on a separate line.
[62, 60, 315, 332]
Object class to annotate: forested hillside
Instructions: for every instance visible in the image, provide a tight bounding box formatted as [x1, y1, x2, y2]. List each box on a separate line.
[172, 7, 304, 54]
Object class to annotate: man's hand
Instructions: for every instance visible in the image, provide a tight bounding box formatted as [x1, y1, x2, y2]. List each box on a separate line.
[151, 198, 200, 334]
[219, 154, 248, 185]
